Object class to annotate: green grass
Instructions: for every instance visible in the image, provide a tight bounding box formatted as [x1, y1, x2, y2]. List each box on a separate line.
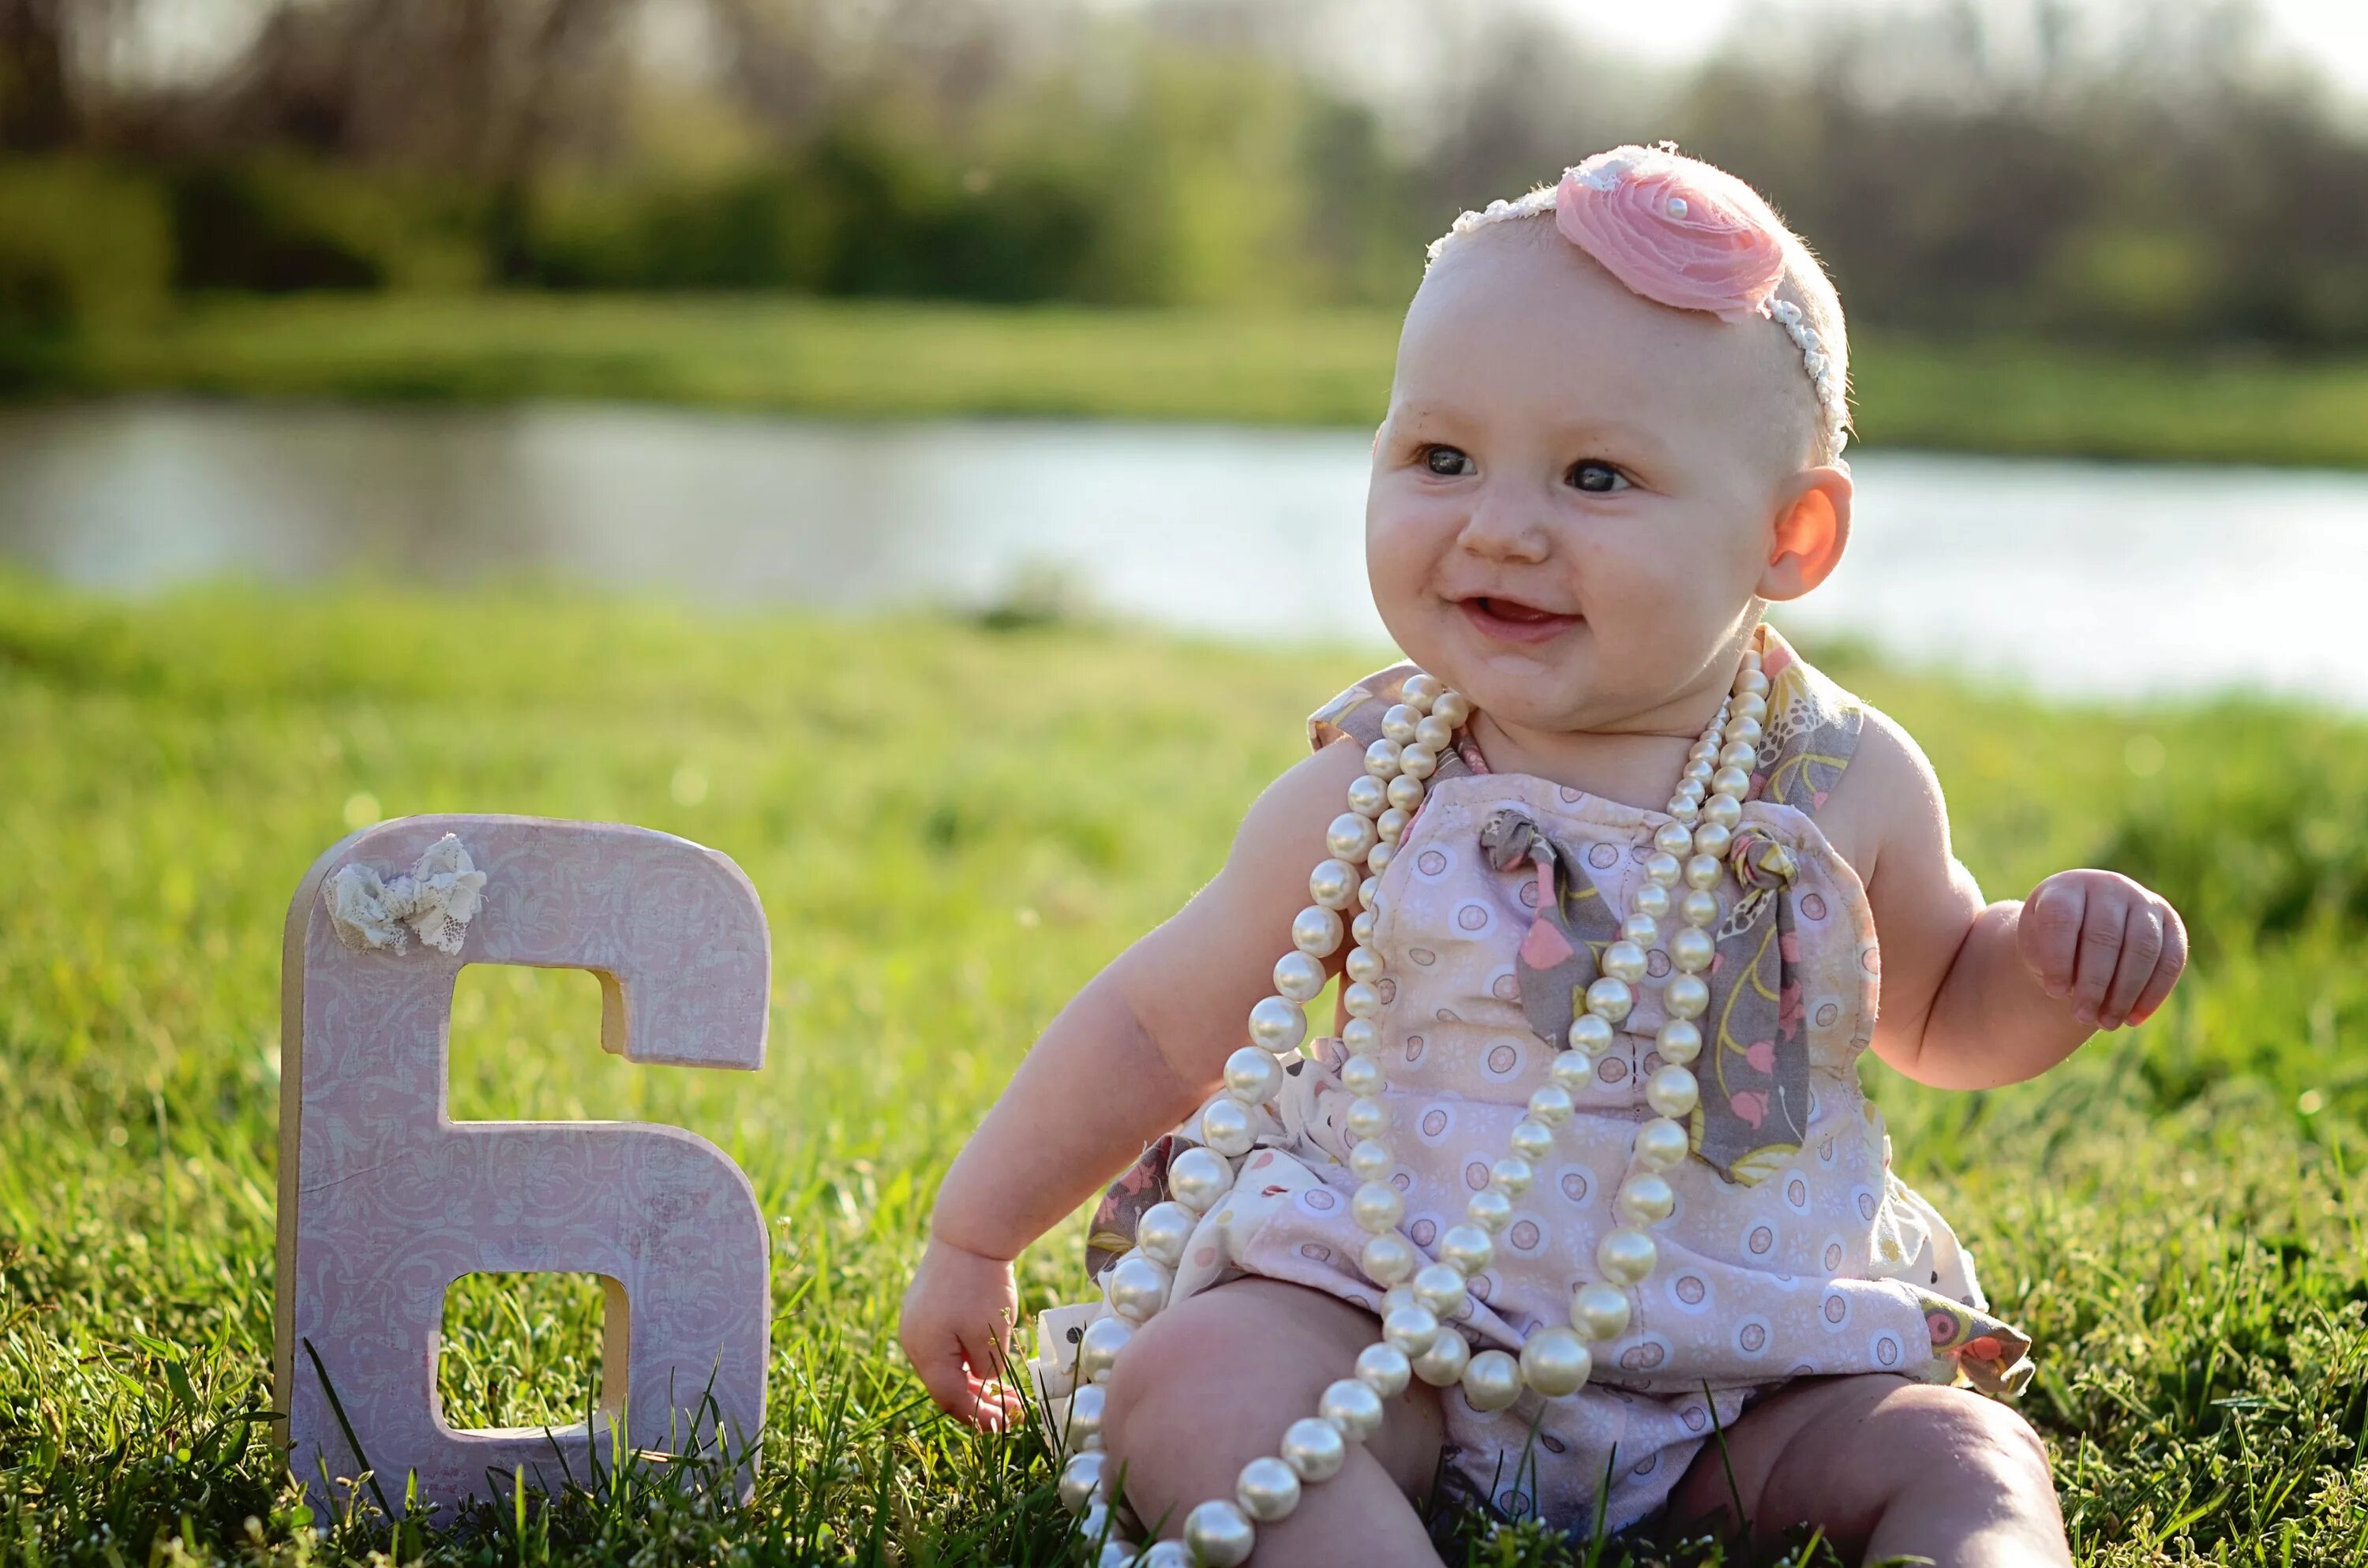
[3, 574, 2367, 1566]
[22, 293, 2368, 470]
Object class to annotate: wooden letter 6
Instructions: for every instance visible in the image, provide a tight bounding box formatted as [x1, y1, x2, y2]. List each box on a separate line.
[275, 816, 770, 1513]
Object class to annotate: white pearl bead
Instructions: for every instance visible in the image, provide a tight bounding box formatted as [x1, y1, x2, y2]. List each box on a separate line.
[1411, 1261, 1467, 1316]
[1570, 1281, 1632, 1341]
[1167, 1147, 1235, 1213]
[1507, 1117, 1553, 1162]
[1462, 1349, 1523, 1411]
[1655, 1019, 1703, 1065]
[1703, 793, 1742, 829]
[1432, 690, 1471, 726]
[1735, 691, 1767, 721]
[1353, 1181, 1406, 1233]
[1680, 889, 1720, 927]
[1596, 1227, 1658, 1284]
[1634, 1116, 1691, 1170]
[1078, 1313, 1135, 1382]
[1410, 1325, 1471, 1385]
[1064, 1382, 1107, 1449]
[1666, 795, 1700, 823]
[1397, 745, 1438, 780]
[1568, 1014, 1616, 1057]
[1601, 940, 1648, 983]
[1355, 1340, 1413, 1398]
[1200, 1096, 1257, 1157]
[1224, 1045, 1284, 1104]
[1351, 908, 1378, 946]
[1346, 773, 1388, 819]
[1646, 1065, 1700, 1119]
[1550, 1050, 1593, 1096]
[1345, 1096, 1390, 1140]
[1385, 774, 1426, 813]
[1683, 758, 1714, 785]
[1620, 1172, 1677, 1224]
[1692, 822, 1733, 860]
[1374, 807, 1411, 846]
[1060, 1449, 1106, 1512]
[1519, 1327, 1593, 1397]
[1328, 811, 1380, 863]
[1489, 1155, 1535, 1196]
[1466, 1188, 1513, 1232]
[1383, 1303, 1442, 1356]
[1414, 713, 1455, 752]
[1645, 851, 1683, 886]
[1364, 738, 1404, 779]
[1249, 996, 1308, 1053]
[1349, 1137, 1394, 1181]
[1273, 949, 1327, 1002]
[1096, 1541, 1142, 1568]
[1184, 1499, 1256, 1566]
[1135, 1201, 1196, 1268]
[1719, 742, 1758, 773]
[1668, 926, 1715, 974]
[1684, 854, 1724, 891]
[1319, 1377, 1385, 1442]
[1280, 1416, 1346, 1482]
[1361, 1231, 1417, 1284]
[1439, 1224, 1495, 1275]
[1340, 1053, 1386, 1097]
[1620, 911, 1661, 946]
[1345, 945, 1385, 985]
[1310, 859, 1359, 910]
[1291, 904, 1344, 956]
[1667, 975, 1705, 1027]
[1366, 840, 1396, 877]
[1710, 765, 1752, 798]
[1106, 1255, 1173, 1322]
[1357, 874, 1379, 911]
[1076, 1502, 1112, 1542]
[1527, 1084, 1576, 1128]
[1652, 821, 1694, 859]
[1342, 982, 1383, 1020]
[1380, 1285, 1415, 1316]
[1728, 716, 1763, 745]
[1400, 675, 1442, 712]
[1632, 880, 1673, 919]
[1236, 1456, 1302, 1523]
[1584, 975, 1635, 1022]
[1737, 668, 1770, 698]
[1381, 703, 1422, 744]
[1342, 1016, 1380, 1057]
[1676, 777, 1707, 803]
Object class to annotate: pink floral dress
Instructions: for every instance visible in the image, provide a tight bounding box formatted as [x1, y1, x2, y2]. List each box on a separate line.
[1086, 625, 2033, 1532]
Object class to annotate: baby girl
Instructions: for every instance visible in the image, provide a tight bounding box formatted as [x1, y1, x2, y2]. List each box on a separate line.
[899, 144, 2186, 1566]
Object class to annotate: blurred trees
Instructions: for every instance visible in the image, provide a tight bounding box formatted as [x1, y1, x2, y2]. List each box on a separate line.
[0, 0, 2363, 349]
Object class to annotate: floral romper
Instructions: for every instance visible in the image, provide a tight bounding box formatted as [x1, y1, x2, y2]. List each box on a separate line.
[1085, 625, 2033, 1532]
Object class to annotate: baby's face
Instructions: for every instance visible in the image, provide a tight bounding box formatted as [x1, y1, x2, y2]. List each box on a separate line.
[1366, 220, 1831, 738]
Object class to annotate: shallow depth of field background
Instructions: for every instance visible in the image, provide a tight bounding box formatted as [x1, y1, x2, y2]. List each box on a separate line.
[5, 2, 2368, 1565]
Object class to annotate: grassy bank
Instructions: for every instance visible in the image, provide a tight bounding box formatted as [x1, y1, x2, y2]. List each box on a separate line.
[21, 293, 2368, 470]
[4, 576, 2367, 1566]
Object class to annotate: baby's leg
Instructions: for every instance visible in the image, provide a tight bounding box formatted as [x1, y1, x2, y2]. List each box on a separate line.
[1664, 1372, 2069, 1566]
[1101, 1277, 1444, 1565]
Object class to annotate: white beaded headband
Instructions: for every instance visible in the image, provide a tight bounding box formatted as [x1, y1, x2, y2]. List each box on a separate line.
[1426, 144, 1849, 458]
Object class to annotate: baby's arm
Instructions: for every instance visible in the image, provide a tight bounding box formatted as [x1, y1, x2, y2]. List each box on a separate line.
[899, 738, 1371, 1426]
[1852, 710, 2186, 1091]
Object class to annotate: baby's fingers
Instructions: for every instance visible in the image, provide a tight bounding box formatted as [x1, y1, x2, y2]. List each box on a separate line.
[2126, 904, 2189, 1027]
[2018, 878, 2089, 997]
[2068, 893, 2131, 1027]
[2096, 903, 2164, 1029]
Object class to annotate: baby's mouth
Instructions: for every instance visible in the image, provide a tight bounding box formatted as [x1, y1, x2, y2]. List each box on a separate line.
[1458, 595, 1583, 645]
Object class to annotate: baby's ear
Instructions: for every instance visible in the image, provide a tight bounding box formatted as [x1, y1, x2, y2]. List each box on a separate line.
[1759, 466, 1853, 601]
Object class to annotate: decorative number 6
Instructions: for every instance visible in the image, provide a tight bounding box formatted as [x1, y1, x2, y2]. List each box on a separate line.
[274, 816, 771, 1513]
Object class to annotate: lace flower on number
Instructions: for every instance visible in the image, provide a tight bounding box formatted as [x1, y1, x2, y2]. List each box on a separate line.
[326, 833, 487, 955]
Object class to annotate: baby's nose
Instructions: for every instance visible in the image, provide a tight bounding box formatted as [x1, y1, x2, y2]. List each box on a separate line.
[1458, 496, 1552, 561]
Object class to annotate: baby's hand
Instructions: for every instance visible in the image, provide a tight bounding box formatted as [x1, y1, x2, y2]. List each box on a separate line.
[2016, 870, 2187, 1031]
[898, 1235, 1028, 1431]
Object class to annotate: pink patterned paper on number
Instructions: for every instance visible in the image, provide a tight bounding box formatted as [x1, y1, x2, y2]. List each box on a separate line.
[274, 815, 772, 1515]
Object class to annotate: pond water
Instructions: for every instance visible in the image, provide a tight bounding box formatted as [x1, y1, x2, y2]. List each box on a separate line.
[7, 399, 2366, 705]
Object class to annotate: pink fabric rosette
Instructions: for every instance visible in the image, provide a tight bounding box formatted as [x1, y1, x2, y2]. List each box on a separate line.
[1553, 145, 1786, 325]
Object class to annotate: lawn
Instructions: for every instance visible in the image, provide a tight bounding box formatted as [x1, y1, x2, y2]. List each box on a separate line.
[3, 574, 2366, 1566]
[21, 293, 2368, 470]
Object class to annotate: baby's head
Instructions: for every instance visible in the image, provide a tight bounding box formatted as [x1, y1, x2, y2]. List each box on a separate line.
[1367, 144, 1854, 739]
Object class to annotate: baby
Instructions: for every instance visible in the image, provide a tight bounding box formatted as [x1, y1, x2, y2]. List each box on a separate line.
[899, 144, 2186, 1566]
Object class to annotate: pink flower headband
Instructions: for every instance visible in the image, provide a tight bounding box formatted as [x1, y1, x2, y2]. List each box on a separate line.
[1426, 144, 1848, 457]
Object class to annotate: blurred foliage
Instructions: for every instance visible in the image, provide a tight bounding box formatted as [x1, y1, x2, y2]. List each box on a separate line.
[4, 576, 2368, 1562]
[0, 0, 2362, 357]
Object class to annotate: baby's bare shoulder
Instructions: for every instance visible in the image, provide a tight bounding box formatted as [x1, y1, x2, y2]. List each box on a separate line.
[1815, 702, 1950, 883]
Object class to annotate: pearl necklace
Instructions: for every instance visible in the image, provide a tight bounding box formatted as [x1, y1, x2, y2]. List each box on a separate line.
[1055, 651, 1773, 1566]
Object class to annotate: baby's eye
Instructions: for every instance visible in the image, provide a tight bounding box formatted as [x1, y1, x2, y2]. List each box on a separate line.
[1422, 444, 1474, 477]
[1567, 460, 1629, 494]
